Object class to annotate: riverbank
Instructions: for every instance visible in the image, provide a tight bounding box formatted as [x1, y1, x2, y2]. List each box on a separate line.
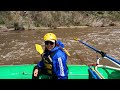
[1, 11, 120, 31]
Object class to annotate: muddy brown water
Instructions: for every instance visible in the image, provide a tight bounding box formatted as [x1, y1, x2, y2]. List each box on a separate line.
[0, 27, 120, 68]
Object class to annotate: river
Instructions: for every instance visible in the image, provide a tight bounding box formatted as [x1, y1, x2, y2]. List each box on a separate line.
[0, 26, 120, 68]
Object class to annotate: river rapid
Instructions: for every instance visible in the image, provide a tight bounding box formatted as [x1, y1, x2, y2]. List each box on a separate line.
[0, 26, 120, 67]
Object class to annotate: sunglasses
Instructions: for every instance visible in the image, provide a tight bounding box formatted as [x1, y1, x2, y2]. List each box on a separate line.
[45, 41, 54, 45]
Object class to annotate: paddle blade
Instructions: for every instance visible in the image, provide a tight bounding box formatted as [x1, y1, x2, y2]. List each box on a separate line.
[35, 44, 44, 54]
[74, 38, 79, 41]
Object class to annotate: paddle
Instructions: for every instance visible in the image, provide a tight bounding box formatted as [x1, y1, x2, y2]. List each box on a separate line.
[56, 40, 70, 56]
[35, 43, 70, 56]
[74, 38, 120, 67]
[62, 48, 70, 56]
[35, 44, 44, 55]
[57, 44, 70, 56]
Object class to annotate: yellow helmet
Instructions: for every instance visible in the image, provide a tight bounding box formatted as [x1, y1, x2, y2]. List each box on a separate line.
[43, 33, 57, 41]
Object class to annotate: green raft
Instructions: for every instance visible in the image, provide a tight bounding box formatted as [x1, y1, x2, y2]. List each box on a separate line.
[0, 64, 89, 79]
[0, 64, 120, 79]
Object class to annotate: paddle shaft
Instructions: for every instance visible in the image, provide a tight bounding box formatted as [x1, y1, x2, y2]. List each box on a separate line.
[56, 44, 70, 56]
[75, 39, 120, 65]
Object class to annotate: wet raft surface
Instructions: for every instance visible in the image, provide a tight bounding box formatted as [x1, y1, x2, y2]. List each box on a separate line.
[0, 27, 120, 68]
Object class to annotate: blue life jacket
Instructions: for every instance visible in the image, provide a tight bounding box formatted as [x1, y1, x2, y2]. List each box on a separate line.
[37, 40, 68, 79]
